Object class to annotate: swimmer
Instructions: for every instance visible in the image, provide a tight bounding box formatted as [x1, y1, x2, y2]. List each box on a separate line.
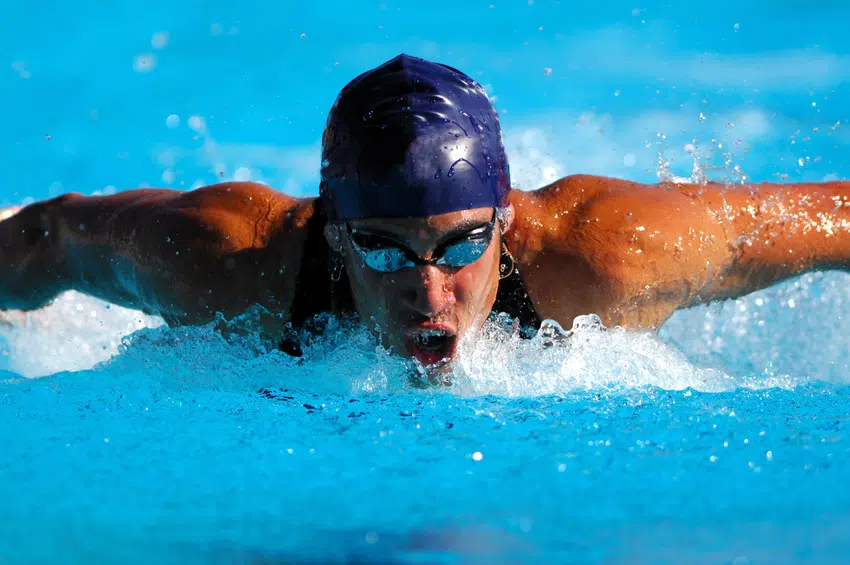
[1, 54, 849, 370]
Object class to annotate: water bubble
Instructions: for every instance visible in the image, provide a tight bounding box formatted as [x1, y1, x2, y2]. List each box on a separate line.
[165, 114, 180, 129]
[472, 451, 483, 461]
[133, 53, 156, 73]
[797, 158, 805, 167]
[733, 23, 740, 31]
[233, 167, 252, 182]
[300, 32, 307, 39]
[188, 115, 206, 133]
[543, 68, 552, 76]
[151, 31, 169, 49]
[11, 61, 30, 79]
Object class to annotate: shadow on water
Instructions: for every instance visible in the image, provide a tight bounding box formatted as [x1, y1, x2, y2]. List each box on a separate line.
[195, 525, 535, 565]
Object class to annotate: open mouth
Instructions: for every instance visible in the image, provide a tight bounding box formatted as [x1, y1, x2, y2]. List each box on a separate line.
[405, 327, 458, 367]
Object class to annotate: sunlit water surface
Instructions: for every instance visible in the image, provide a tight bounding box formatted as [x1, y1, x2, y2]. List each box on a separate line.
[2, 268, 850, 564]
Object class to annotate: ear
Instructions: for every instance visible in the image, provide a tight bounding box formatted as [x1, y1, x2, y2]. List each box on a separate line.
[324, 222, 344, 254]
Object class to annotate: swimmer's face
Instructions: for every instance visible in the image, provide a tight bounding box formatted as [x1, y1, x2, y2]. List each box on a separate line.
[332, 206, 508, 370]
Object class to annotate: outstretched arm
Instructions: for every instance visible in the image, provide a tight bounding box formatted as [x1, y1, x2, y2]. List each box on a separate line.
[697, 179, 850, 300]
[508, 175, 850, 329]
[0, 183, 318, 325]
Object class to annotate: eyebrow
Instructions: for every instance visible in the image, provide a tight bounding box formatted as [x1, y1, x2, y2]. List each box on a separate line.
[350, 214, 494, 247]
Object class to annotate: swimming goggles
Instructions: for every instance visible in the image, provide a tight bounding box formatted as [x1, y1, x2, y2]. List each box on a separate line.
[345, 213, 497, 273]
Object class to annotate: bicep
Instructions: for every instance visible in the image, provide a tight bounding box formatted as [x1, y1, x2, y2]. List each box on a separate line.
[577, 187, 733, 312]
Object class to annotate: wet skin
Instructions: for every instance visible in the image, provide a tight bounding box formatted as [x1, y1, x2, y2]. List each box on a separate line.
[2, 174, 850, 360]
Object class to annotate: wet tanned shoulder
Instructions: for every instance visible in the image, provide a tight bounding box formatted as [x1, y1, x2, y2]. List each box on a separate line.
[506, 175, 732, 329]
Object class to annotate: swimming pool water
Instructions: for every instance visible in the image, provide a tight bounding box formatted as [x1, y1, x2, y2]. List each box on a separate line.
[2, 272, 850, 564]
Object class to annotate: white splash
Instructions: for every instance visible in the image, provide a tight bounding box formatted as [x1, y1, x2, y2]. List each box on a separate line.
[0, 291, 162, 378]
[0, 288, 810, 396]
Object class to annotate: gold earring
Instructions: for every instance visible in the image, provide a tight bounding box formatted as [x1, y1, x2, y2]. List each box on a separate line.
[499, 243, 515, 280]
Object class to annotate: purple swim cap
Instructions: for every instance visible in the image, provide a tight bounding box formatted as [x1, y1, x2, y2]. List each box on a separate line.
[320, 54, 511, 221]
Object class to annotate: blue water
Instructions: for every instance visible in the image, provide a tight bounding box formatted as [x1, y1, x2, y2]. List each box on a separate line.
[3, 1, 850, 563]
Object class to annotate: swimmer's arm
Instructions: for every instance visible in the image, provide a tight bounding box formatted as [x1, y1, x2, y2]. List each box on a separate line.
[694, 180, 850, 301]
[509, 175, 850, 329]
[0, 183, 314, 324]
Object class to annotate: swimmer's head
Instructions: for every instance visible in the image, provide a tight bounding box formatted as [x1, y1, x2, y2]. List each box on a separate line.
[321, 55, 514, 374]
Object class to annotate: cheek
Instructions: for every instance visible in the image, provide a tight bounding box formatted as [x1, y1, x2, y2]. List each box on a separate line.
[452, 246, 500, 313]
[343, 255, 396, 317]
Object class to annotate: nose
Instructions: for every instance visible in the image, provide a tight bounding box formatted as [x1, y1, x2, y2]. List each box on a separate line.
[401, 265, 456, 318]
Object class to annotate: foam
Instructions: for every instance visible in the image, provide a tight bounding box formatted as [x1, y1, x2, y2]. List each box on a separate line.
[0, 291, 162, 378]
[1, 290, 810, 396]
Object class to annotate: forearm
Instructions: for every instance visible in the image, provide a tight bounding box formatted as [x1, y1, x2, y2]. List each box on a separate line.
[0, 190, 178, 312]
[698, 180, 850, 298]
